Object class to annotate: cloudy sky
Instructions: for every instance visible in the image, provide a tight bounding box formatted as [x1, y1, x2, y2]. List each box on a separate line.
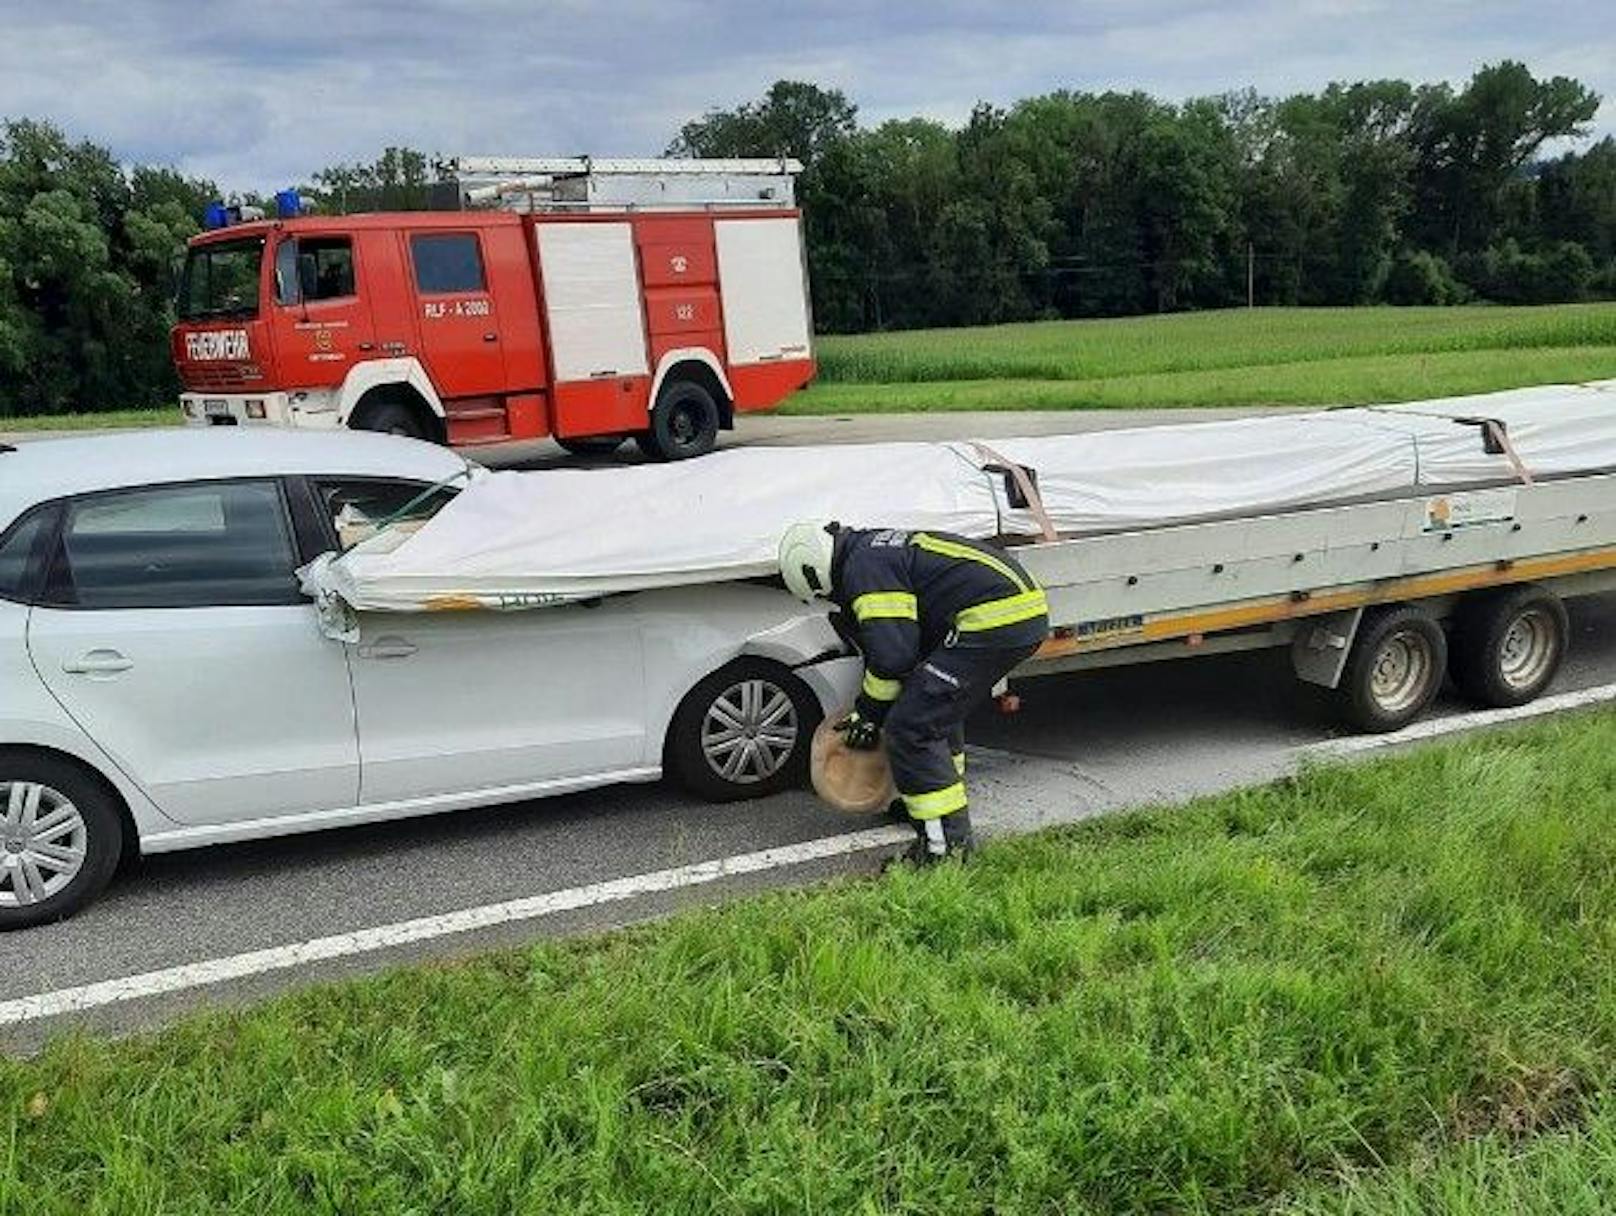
[3, 1, 1613, 191]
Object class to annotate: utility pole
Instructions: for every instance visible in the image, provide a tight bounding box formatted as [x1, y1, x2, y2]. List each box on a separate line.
[1247, 242, 1255, 309]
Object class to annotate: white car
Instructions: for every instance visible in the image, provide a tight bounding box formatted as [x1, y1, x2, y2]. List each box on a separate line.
[0, 430, 860, 928]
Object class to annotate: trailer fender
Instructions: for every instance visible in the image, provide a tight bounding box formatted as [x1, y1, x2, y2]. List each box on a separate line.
[649, 349, 734, 412]
[337, 359, 447, 425]
[1291, 607, 1364, 689]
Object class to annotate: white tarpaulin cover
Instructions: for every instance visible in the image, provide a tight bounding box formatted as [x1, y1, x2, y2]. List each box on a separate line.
[303, 379, 1616, 616]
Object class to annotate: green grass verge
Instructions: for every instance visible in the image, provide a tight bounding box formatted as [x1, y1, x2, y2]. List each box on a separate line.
[0, 408, 173, 433]
[790, 304, 1616, 414]
[4, 709, 1616, 1214]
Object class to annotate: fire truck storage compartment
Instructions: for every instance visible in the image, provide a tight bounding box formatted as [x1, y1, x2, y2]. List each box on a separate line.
[535, 221, 650, 438]
[714, 218, 811, 372]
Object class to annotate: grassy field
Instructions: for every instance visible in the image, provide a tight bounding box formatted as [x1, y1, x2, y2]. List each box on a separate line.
[4, 709, 1616, 1214]
[0, 407, 172, 433]
[5, 305, 1615, 433]
[788, 303, 1616, 413]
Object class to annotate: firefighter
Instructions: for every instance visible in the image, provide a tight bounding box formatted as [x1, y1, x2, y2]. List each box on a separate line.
[779, 521, 1049, 864]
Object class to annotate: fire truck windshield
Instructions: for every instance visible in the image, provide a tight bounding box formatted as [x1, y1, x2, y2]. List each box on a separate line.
[178, 237, 265, 321]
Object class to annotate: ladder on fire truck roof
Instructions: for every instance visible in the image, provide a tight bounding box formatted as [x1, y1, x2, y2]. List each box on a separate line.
[438, 155, 803, 213]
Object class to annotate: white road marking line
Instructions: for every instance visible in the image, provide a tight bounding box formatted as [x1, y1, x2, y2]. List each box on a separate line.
[1305, 680, 1616, 759]
[0, 825, 910, 1028]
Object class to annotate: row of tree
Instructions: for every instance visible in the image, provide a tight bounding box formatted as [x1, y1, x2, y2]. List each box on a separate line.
[673, 64, 1615, 330]
[1, 61, 1613, 414]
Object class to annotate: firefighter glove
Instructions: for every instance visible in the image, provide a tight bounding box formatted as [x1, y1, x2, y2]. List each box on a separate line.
[834, 711, 881, 751]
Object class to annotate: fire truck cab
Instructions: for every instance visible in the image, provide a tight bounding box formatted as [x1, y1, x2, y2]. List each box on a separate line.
[171, 158, 815, 460]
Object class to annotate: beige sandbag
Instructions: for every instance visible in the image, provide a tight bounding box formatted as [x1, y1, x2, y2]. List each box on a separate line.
[810, 711, 896, 815]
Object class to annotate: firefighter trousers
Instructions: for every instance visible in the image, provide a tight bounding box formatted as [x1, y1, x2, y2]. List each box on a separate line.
[884, 640, 1041, 834]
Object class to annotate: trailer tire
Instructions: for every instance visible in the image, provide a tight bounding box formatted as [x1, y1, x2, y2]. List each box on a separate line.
[638, 380, 720, 461]
[1449, 585, 1568, 708]
[666, 659, 821, 802]
[556, 435, 627, 458]
[1334, 604, 1447, 733]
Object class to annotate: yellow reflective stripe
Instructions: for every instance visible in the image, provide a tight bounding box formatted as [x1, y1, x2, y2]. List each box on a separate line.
[952, 752, 966, 775]
[852, 591, 918, 621]
[955, 589, 1050, 632]
[902, 782, 968, 820]
[862, 670, 902, 702]
[913, 533, 1028, 593]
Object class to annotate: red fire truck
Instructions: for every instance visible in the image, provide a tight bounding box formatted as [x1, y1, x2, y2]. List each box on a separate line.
[171, 158, 815, 459]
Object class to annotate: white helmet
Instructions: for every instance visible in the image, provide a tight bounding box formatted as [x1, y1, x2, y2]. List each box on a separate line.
[779, 521, 837, 602]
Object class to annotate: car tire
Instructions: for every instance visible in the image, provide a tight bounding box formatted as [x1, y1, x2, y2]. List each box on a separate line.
[0, 751, 124, 931]
[351, 400, 430, 441]
[556, 435, 627, 458]
[637, 380, 720, 461]
[1333, 604, 1448, 733]
[666, 659, 822, 802]
[1449, 585, 1568, 708]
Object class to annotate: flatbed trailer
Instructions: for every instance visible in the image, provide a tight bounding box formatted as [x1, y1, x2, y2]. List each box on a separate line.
[1007, 470, 1616, 729]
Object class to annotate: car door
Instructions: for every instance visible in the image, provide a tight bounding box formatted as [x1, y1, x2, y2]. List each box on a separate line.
[25, 479, 360, 826]
[306, 476, 650, 805]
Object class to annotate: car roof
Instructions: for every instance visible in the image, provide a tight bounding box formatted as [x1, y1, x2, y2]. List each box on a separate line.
[0, 429, 472, 527]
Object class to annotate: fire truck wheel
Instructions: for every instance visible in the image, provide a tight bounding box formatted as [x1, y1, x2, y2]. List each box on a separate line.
[665, 660, 821, 802]
[351, 400, 430, 441]
[639, 381, 720, 461]
[556, 435, 627, 457]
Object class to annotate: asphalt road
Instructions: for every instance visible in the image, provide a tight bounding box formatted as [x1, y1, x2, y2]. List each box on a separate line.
[3, 407, 1612, 1047]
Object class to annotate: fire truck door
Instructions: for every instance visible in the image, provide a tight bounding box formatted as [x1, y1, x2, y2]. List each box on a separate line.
[407, 230, 507, 400]
[271, 232, 378, 385]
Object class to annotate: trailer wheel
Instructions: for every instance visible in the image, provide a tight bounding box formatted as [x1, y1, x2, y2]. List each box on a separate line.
[1449, 585, 1568, 708]
[556, 435, 626, 458]
[1335, 604, 1447, 733]
[638, 381, 720, 461]
[665, 659, 821, 802]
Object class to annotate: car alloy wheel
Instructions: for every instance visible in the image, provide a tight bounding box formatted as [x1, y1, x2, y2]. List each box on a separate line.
[700, 678, 801, 785]
[0, 780, 88, 908]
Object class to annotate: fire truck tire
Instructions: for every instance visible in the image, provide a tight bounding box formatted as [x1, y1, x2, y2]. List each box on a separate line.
[350, 399, 431, 442]
[556, 435, 627, 457]
[1449, 585, 1568, 708]
[1333, 604, 1447, 733]
[638, 381, 720, 461]
[665, 659, 821, 802]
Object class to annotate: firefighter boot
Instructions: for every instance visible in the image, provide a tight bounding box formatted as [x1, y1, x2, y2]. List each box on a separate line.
[890, 808, 975, 869]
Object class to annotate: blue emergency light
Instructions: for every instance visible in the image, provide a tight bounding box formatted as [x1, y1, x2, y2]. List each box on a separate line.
[275, 189, 303, 219]
[203, 201, 230, 230]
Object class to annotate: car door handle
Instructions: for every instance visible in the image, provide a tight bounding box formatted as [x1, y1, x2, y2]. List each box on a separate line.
[482, 332, 498, 342]
[357, 637, 418, 660]
[61, 649, 133, 676]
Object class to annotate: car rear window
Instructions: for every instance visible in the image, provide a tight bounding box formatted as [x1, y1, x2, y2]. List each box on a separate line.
[45, 481, 302, 610]
[0, 509, 52, 603]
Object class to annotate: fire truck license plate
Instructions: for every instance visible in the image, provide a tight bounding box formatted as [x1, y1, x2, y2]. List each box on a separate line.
[204, 399, 230, 418]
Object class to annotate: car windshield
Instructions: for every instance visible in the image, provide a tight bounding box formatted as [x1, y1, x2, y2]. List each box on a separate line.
[178, 237, 265, 321]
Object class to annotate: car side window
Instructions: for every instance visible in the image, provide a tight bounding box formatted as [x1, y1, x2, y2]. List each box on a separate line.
[44, 481, 302, 610]
[314, 478, 458, 551]
[0, 508, 53, 603]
